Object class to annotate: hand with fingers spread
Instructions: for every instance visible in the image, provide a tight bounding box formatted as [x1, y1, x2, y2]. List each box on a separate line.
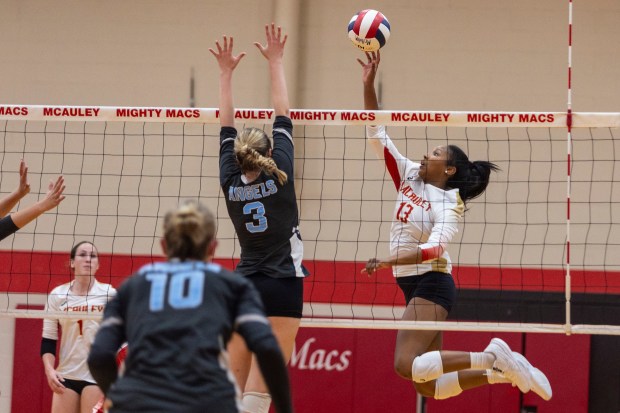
[209, 35, 246, 128]
[357, 50, 380, 87]
[255, 23, 288, 62]
[209, 35, 246, 75]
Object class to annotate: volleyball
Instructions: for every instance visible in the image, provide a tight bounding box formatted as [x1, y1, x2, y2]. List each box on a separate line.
[348, 9, 391, 52]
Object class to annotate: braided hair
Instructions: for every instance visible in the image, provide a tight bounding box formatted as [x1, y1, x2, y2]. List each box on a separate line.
[234, 127, 288, 185]
[446, 145, 500, 203]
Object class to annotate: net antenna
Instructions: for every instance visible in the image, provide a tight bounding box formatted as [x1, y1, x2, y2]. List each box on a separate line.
[564, 0, 574, 335]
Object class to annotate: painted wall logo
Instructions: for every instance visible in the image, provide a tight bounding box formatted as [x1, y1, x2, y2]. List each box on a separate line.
[290, 337, 352, 371]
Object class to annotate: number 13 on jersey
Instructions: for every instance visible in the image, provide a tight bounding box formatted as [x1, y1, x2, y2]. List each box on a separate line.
[396, 202, 414, 223]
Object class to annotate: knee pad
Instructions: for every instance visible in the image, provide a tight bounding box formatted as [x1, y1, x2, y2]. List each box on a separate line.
[242, 392, 271, 413]
[434, 372, 463, 400]
[411, 351, 444, 383]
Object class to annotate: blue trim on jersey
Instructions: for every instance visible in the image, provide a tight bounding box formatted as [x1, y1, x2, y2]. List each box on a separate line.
[138, 260, 222, 275]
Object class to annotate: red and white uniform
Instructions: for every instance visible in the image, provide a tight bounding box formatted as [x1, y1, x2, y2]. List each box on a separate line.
[42, 280, 116, 382]
[367, 125, 464, 277]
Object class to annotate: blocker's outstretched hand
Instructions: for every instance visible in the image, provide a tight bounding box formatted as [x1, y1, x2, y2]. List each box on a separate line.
[254, 23, 287, 62]
[209, 36, 246, 74]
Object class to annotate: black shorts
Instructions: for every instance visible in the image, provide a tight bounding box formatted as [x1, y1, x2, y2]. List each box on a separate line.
[396, 272, 456, 313]
[246, 273, 303, 318]
[62, 378, 97, 395]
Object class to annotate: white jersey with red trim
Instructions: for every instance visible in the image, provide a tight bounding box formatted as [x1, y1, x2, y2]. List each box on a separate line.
[367, 125, 464, 277]
[42, 280, 116, 382]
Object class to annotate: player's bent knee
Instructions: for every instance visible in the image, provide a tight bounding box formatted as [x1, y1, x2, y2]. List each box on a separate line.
[411, 351, 443, 383]
[242, 392, 271, 413]
[434, 372, 463, 400]
[394, 355, 414, 380]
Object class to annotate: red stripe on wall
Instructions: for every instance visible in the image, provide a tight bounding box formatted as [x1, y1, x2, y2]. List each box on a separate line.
[12, 304, 53, 413]
[1, 251, 618, 302]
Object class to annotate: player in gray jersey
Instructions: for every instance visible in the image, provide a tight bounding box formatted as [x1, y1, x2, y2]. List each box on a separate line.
[88, 200, 292, 413]
[211, 24, 305, 413]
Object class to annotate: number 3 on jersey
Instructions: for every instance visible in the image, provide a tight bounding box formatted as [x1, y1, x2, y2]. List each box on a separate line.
[244, 201, 268, 233]
[396, 202, 414, 223]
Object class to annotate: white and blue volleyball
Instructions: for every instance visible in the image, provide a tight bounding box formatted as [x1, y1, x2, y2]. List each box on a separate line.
[348, 9, 391, 52]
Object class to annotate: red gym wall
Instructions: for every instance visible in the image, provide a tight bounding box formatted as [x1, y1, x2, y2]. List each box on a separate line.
[9, 251, 591, 413]
[13, 319, 590, 413]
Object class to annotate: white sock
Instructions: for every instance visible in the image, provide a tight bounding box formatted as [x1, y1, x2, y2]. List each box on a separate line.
[485, 369, 512, 384]
[242, 392, 271, 413]
[470, 352, 495, 370]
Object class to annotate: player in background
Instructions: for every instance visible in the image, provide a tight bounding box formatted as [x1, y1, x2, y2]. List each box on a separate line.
[211, 24, 306, 413]
[358, 51, 552, 401]
[0, 159, 65, 241]
[41, 241, 116, 413]
[87, 200, 293, 413]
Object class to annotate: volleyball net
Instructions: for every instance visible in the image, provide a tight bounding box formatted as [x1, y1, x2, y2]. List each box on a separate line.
[0, 105, 619, 335]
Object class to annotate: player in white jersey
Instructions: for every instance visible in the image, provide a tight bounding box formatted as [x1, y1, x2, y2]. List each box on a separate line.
[41, 241, 116, 413]
[357, 51, 551, 402]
